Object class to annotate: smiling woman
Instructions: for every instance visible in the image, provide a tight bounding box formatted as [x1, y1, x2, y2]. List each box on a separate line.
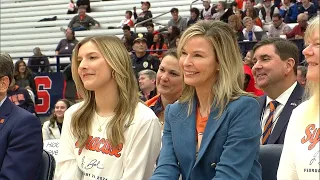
[54, 36, 161, 180]
[151, 20, 262, 180]
[277, 16, 320, 180]
[42, 99, 72, 141]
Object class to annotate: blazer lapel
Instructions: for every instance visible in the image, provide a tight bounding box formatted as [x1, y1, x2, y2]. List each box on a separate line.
[194, 107, 226, 166]
[174, 102, 197, 169]
[0, 98, 13, 132]
[268, 83, 304, 144]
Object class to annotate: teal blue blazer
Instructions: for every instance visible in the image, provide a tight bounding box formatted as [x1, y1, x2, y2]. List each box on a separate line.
[151, 96, 262, 180]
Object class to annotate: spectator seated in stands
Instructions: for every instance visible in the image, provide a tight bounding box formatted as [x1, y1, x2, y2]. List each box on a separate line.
[121, 25, 135, 52]
[168, 8, 187, 32]
[286, 13, 308, 39]
[279, 0, 295, 19]
[297, 0, 317, 19]
[28, 47, 50, 73]
[268, 13, 291, 37]
[242, 16, 263, 41]
[167, 26, 181, 48]
[258, 0, 280, 25]
[7, 78, 35, 114]
[42, 99, 72, 141]
[244, 0, 259, 17]
[56, 28, 78, 57]
[150, 32, 168, 59]
[14, 60, 39, 104]
[243, 50, 264, 96]
[200, 0, 216, 20]
[138, 69, 157, 101]
[133, 1, 153, 27]
[228, 15, 245, 41]
[212, 1, 229, 22]
[235, 9, 245, 19]
[118, 10, 134, 28]
[76, 0, 90, 13]
[62, 63, 77, 103]
[187, 7, 200, 27]
[67, 0, 77, 14]
[131, 33, 160, 78]
[145, 22, 156, 48]
[66, 6, 100, 31]
[284, 2, 299, 23]
[297, 65, 307, 87]
[246, 7, 263, 28]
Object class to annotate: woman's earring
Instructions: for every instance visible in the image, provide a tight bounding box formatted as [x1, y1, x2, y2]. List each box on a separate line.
[112, 70, 115, 78]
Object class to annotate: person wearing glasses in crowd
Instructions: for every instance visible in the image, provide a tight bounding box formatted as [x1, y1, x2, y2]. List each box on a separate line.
[0, 52, 42, 180]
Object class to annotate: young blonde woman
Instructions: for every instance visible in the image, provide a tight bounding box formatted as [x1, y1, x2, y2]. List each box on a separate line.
[54, 36, 161, 180]
[277, 16, 319, 180]
[151, 21, 262, 179]
[42, 99, 72, 141]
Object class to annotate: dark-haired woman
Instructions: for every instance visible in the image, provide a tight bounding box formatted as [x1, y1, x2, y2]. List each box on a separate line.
[150, 32, 168, 59]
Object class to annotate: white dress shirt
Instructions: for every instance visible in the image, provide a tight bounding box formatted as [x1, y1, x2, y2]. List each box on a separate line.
[0, 96, 7, 108]
[261, 82, 297, 136]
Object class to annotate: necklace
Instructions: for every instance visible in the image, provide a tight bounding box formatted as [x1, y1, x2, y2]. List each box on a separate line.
[97, 116, 111, 132]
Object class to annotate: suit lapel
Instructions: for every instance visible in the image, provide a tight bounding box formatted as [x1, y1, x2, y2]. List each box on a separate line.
[268, 83, 304, 143]
[257, 95, 267, 119]
[194, 106, 226, 166]
[0, 98, 13, 132]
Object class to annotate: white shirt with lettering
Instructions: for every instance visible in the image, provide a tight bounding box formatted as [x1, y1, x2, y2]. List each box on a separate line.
[277, 97, 320, 179]
[54, 102, 161, 180]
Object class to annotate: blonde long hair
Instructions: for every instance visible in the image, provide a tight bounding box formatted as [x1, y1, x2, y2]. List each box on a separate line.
[302, 16, 320, 124]
[71, 36, 140, 148]
[178, 20, 253, 118]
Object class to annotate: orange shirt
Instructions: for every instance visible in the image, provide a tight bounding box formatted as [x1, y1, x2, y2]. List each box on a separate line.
[149, 43, 168, 59]
[196, 107, 208, 151]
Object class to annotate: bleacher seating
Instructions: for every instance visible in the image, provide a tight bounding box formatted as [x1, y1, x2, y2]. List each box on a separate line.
[0, 0, 299, 64]
[0, 0, 205, 61]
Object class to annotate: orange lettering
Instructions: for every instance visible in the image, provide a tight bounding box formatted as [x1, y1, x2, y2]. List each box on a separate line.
[17, 94, 25, 101]
[76, 136, 123, 157]
[301, 124, 320, 150]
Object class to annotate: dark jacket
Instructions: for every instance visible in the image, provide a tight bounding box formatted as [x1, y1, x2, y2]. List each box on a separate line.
[134, 10, 153, 26]
[7, 85, 35, 113]
[62, 64, 77, 102]
[28, 55, 50, 73]
[15, 73, 38, 104]
[68, 14, 99, 29]
[0, 98, 42, 180]
[131, 53, 160, 78]
[55, 38, 78, 55]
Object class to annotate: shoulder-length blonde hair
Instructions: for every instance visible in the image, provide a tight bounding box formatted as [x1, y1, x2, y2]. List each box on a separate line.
[71, 36, 140, 148]
[178, 20, 253, 118]
[303, 16, 320, 122]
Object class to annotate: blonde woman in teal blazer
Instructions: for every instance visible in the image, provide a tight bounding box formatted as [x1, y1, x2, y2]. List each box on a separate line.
[151, 21, 262, 180]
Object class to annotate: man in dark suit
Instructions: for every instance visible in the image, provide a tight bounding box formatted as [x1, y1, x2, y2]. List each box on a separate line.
[0, 53, 43, 179]
[252, 38, 304, 145]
